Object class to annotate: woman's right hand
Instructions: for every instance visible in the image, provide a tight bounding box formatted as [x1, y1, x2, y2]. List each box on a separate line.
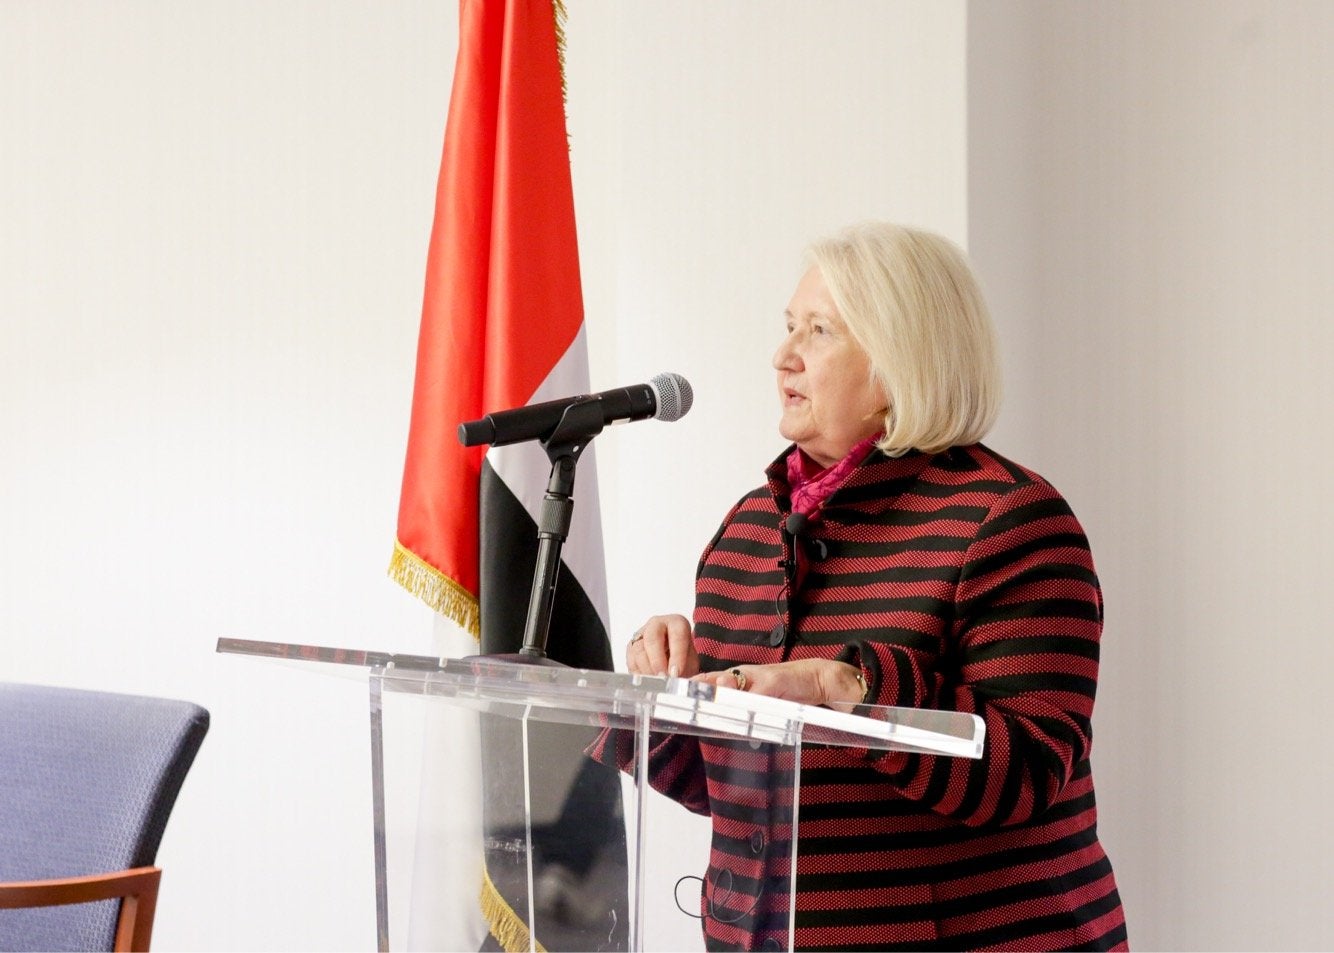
[626, 613, 700, 679]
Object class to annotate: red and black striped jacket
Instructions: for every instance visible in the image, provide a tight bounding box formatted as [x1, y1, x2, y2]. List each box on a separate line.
[604, 443, 1128, 951]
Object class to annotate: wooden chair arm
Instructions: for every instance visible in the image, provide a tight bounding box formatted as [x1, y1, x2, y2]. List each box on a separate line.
[0, 866, 161, 951]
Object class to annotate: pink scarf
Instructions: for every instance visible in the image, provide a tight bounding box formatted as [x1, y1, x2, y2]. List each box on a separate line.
[785, 435, 881, 528]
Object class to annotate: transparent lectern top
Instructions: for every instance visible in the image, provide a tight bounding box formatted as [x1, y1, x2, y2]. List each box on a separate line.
[216, 638, 984, 759]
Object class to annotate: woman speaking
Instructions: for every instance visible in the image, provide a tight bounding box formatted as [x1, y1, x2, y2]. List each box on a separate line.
[599, 222, 1128, 951]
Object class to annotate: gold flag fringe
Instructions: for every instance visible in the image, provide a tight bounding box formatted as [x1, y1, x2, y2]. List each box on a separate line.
[552, 0, 568, 104]
[481, 863, 548, 953]
[388, 539, 481, 639]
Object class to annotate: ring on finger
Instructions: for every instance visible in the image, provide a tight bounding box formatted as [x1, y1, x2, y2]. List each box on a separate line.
[629, 629, 645, 645]
[730, 667, 748, 692]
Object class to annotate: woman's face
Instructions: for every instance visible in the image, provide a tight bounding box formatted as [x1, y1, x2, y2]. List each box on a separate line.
[773, 266, 887, 468]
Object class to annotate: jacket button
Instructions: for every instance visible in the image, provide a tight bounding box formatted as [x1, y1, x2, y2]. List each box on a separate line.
[749, 830, 765, 854]
[768, 624, 785, 646]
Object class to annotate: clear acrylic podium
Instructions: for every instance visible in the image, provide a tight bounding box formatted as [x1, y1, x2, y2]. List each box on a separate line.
[217, 637, 984, 952]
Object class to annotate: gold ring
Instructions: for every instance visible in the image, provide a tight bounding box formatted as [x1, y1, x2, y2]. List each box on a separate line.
[730, 667, 748, 692]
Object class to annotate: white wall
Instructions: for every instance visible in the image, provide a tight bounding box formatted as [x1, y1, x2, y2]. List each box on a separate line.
[968, 2, 1334, 950]
[2, 2, 454, 948]
[2, 1, 965, 949]
[567, 0, 967, 726]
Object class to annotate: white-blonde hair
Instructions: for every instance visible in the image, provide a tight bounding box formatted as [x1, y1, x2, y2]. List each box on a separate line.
[807, 222, 1001, 456]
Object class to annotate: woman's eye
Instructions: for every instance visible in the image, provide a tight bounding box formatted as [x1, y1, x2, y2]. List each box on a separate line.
[812, 323, 826, 335]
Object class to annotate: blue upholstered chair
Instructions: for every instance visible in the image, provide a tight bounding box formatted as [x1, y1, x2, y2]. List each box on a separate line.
[0, 683, 209, 952]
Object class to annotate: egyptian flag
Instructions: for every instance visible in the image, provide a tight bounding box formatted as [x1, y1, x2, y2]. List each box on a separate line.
[390, 1, 625, 949]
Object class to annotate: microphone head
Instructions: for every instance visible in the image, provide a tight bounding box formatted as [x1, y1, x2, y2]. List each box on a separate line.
[649, 372, 693, 422]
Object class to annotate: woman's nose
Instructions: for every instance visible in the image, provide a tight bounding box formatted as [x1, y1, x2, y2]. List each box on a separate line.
[773, 334, 800, 370]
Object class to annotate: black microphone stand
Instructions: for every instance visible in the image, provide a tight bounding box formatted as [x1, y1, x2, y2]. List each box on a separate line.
[511, 397, 605, 663]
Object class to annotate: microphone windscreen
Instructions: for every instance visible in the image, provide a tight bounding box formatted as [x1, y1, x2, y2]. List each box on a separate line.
[649, 372, 693, 422]
[785, 512, 808, 537]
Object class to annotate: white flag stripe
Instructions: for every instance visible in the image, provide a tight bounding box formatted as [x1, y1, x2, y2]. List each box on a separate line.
[486, 325, 610, 634]
[405, 616, 488, 949]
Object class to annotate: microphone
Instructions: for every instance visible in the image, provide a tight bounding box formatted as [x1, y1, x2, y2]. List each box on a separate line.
[784, 512, 809, 537]
[458, 372, 694, 447]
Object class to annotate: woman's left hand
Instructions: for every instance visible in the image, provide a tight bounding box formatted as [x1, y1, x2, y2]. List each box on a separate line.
[694, 658, 867, 712]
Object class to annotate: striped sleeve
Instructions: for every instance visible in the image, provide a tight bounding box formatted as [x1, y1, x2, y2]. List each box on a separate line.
[587, 727, 712, 816]
[863, 478, 1104, 828]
